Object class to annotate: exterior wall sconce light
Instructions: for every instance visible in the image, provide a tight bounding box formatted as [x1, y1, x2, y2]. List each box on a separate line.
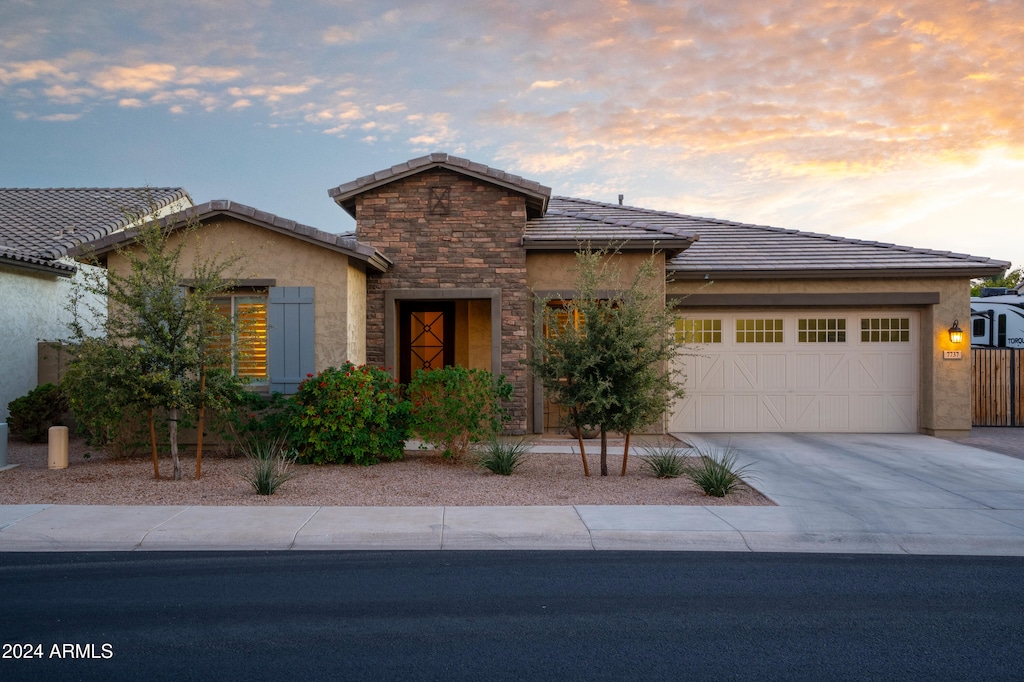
[948, 319, 964, 344]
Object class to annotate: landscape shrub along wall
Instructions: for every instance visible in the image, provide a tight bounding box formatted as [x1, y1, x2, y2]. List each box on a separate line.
[407, 366, 513, 460]
[289, 362, 410, 465]
[6, 383, 67, 443]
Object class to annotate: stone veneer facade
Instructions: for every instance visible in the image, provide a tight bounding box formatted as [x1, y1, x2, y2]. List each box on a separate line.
[353, 169, 531, 432]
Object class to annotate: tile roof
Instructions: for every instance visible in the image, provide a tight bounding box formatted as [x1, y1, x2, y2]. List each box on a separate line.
[76, 199, 393, 274]
[0, 187, 189, 276]
[524, 202, 698, 256]
[545, 197, 1010, 279]
[329, 152, 552, 219]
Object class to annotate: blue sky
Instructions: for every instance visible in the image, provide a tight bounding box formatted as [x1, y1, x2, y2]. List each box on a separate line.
[2, 0, 1022, 270]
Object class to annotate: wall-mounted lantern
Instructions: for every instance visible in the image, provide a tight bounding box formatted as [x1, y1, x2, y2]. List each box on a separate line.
[948, 319, 964, 344]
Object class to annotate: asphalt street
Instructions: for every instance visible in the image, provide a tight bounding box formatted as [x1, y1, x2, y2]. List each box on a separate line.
[2, 551, 1022, 681]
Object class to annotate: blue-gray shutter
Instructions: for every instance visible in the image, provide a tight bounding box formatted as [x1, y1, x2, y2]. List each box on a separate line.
[268, 286, 315, 394]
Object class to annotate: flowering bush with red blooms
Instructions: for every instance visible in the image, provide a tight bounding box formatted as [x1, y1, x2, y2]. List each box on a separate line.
[407, 366, 513, 460]
[290, 362, 410, 465]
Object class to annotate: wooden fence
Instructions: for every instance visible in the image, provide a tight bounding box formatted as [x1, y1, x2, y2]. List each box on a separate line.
[972, 348, 1023, 426]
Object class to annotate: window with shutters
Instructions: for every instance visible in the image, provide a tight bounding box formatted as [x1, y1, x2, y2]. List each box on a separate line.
[210, 292, 268, 384]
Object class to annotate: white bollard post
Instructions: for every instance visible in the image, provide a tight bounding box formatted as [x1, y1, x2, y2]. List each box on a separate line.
[48, 425, 69, 469]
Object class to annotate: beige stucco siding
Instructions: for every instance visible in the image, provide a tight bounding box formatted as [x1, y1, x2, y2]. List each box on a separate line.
[527, 252, 667, 294]
[346, 262, 367, 365]
[668, 276, 973, 435]
[105, 218, 359, 372]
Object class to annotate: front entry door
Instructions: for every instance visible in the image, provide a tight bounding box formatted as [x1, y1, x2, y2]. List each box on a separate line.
[399, 301, 456, 384]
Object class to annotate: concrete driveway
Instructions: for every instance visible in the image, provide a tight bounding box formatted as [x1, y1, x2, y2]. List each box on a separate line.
[682, 432, 1024, 554]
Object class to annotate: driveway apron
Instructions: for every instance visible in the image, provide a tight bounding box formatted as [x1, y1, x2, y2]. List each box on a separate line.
[684, 433, 1024, 551]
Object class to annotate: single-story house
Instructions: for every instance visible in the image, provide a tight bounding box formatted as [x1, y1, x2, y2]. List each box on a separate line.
[0, 187, 189, 419]
[75, 153, 1010, 437]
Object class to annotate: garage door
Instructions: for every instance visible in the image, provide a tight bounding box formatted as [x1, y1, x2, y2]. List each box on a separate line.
[670, 311, 918, 433]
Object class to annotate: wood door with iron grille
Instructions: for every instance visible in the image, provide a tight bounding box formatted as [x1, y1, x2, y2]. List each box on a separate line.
[399, 302, 456, 384]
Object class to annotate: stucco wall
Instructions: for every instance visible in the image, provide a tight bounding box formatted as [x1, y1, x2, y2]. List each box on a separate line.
[105, 218, 358, 373]
[346, 262, 367, 365]
[527, 251, 666, 294]
[0, 262, 105, 420]
[668, 275, 973, 435]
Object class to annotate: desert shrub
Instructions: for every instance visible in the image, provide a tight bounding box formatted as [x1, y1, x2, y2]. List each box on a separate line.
[638, 441, 689, 479]
[60, 340, 154, 455]
[289, 363, 410, 465]
[201, 388, 298, 454]
[240, 436, 297, 495]
[684, 441, 757, 497]
[7, 383, 68, 443]
[476, 436, 530, 475]
[407, 367, 513, 460]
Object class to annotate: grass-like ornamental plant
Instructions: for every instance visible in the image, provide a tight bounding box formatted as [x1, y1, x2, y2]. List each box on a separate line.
[638, 441, 689, 479]
[684, 441, 757, 497]
[476, 437, 530, 475]
[241, 437, 297, 495]
[290, 363, 411, 465]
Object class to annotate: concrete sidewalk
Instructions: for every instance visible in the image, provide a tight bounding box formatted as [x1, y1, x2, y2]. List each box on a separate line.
[1, 433, 1023, 555]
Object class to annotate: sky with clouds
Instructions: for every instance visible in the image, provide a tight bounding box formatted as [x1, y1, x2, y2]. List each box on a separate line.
[2, 0, 1021, 271]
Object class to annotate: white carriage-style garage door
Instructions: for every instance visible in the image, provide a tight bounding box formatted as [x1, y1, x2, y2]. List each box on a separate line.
[670, 310, 919, 433]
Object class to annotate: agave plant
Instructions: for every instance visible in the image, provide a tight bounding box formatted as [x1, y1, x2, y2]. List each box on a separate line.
[684, 441, 757, 497]
[476, 436, 530, 476]
[240, 436, 298, 495]
[638, 440, 689, 479]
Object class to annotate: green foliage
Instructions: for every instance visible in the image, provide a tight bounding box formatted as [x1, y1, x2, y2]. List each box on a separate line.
[408, 366, 513, 460]
[638, 441, 688, 479]
[290, 363, 410, 465]
[67, 193, 250, 478]
[971, 267, 1023, 296]
[6, 383, 68, 443]
[526, 247, 686, 475]
[476, 436, 530, 475]
[208, 390, 298, 451]
[240, 436, 297, 495]
[683, 441, 757, 497]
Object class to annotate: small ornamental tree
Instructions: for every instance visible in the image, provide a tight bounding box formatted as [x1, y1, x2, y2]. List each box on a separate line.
[527, 248, 686, 476]
[68, 194, 248, 480]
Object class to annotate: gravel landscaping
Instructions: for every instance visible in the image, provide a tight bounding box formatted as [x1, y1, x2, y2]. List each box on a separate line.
[1, 436, 772, 507]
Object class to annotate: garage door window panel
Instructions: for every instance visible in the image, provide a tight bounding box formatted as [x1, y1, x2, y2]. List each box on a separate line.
[860, 317, 911, 343]
[736, 319, 783, 343]
[676, 318, 722, 344]
[798, 318, 847, 343]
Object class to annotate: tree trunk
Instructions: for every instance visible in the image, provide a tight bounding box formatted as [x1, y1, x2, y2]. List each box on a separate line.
[572, 408, 590, 477]
[195, 371, 205, 480]
[600, 426, 608, 476]
[149, 409, 159, 480]
[169, 407, 181, 481]
[620, 431, 631, 477]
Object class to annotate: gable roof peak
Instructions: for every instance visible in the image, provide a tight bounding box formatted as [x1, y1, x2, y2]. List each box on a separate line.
[328, 152, 551, 219]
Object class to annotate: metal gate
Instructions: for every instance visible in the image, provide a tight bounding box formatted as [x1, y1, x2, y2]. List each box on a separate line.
[972, 348, 1023, 426]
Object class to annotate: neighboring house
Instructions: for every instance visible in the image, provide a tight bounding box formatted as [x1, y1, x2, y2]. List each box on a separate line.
[0, 187, 189, 420]
[76, 153, 1010, 437]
